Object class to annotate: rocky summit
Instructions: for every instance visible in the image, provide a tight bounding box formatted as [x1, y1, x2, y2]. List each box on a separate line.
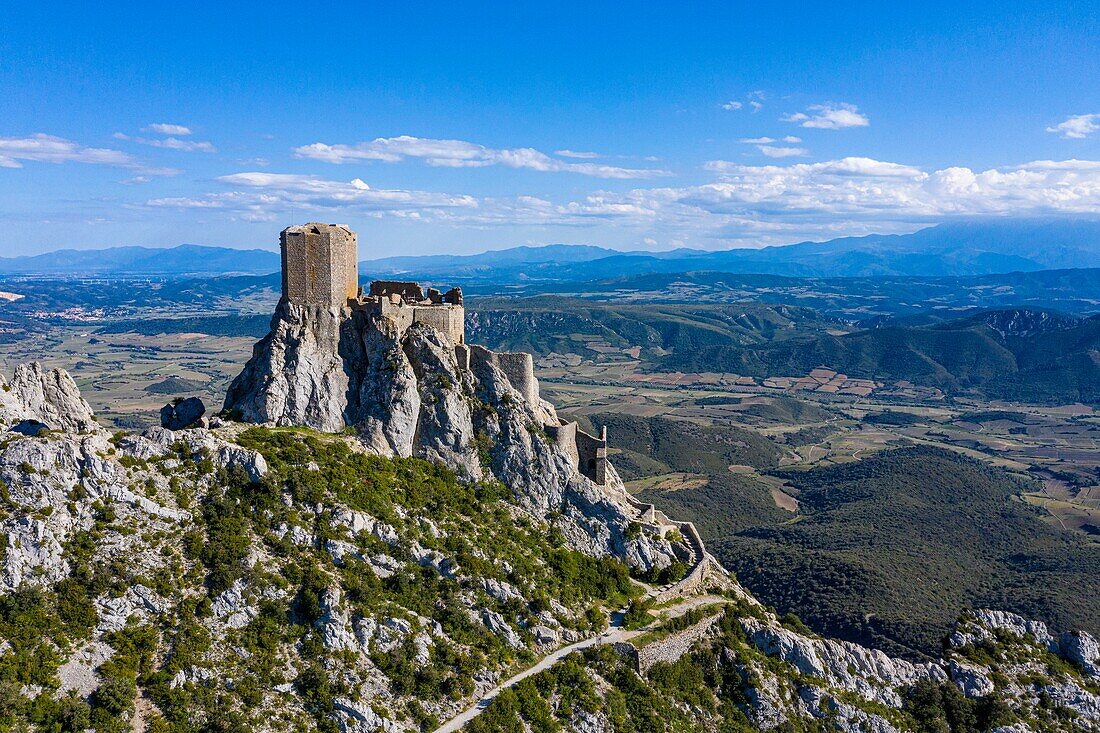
[0, 224, 1097, 733]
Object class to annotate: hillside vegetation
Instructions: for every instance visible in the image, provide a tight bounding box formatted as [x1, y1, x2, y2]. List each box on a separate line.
[464, 297, 831, 359]
[664, 311, 1100, 404]
[623, 412, 1100, 660]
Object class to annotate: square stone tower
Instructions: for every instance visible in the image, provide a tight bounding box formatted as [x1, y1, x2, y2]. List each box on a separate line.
[280, 223, 358, 307]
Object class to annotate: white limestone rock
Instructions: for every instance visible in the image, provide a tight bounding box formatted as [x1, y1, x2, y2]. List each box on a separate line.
[798, 687, 901, 733]
[480, 608, 524, 650]
[950, 659, 995, 697]
[225, 297, 684, 574]
[532, 625, 559, 645]
[334, 697, 395, 733]
[951, 609, 1058, 652]
[224, 301, 350, 432]
[343, 313, 421, 458]
[741, 617, 947, 707]
[1061, 631, 1100, 678]
[0, 363, 99, 434]
[58, 641, 115, 697]
[211, 579, 257, 630]
[569, 710, 612, 733]
[317, 586, 359, 653]
[481, 578, 524, 605]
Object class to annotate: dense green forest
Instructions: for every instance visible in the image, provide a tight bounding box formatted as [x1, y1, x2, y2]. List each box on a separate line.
[662, 311, 1100, 404]
[622, 412, 1100, 660]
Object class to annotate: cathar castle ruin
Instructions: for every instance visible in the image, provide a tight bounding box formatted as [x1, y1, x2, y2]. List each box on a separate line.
[225, 222, 609, 485]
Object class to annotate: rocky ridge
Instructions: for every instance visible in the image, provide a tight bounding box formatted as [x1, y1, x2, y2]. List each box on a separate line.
[0, 344, 1096, 732]
[224, 301, 677, 569]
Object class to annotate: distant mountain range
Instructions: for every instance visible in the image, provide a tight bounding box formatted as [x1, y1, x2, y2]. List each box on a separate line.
[4, 218, 1099, 279]
[0, 244, 280, 276]
[367, 219, 1100, 282]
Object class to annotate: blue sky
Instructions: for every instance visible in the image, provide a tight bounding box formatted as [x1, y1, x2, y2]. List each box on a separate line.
[1, 1, 1098, 257]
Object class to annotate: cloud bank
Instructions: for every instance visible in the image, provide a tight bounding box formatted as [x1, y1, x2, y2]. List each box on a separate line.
[294, 136, 670, 179]
[0, 133, 176, 175]
[144, 157, 1100, 244]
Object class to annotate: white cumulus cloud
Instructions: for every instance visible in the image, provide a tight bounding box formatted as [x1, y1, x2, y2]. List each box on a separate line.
[721, 101, 743, 110]
[146, 172, 480, 223]
[737, 136, 808, 157]
[294, 136, 670, 179]
[1046, 114, 1100, 139]
[0, 133, 176, 175]
[143, 123, 193, 136]
[584, 157, 1100, 245]
[783, 103, 870, 129]
[757, 145, 808, 158]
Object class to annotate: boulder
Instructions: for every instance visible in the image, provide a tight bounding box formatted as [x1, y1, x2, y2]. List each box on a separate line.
[160, 397, 206, 430]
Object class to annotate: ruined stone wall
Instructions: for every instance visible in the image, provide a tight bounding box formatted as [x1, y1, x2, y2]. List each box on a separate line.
[362, 297, 463, 345]
[544, 422, 579, 468]
[635, 613, 723, 672]
[411, 305, 464, 345]
[468, 345, 540, 403]
[576, 426, 608, 485]
[371, 298, 415, 335]
[653, 554, 735, 605]
[370, 281, 424, 300]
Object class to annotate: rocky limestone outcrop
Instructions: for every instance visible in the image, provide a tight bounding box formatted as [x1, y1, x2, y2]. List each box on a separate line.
[0, 362, 99, 433]
[741, 617, 948, 708]
[3, 361, 1100, 732]
[224, 301, 350, 432]
[0, 372, 268, 595]
[224, 302, 681, 573]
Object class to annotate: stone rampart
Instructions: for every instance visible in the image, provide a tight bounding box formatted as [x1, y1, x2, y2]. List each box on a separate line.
[468, 346, 539, 404]
[545, 421, 579, 468]
[496, 352, 538, 404]
[635, 613, 723, 672]
[364, 295, 464, 345]
[411, 305, 465, 345]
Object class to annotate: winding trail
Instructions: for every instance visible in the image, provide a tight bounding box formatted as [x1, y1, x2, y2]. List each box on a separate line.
[434, 595, 728, 733]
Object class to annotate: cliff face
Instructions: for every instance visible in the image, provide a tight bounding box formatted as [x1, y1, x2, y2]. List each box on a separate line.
[224, 300, 679, 569]
[223, 302, 350, 432]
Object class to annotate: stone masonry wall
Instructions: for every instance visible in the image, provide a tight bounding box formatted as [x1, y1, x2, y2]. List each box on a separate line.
[545, 422, 579, 468]
[281, 223, 358, 308]
[410, 305, 464, 345]
[635, 613, 723, 672]
[495, 352, 537, 404]
[576, 426, 608, 485]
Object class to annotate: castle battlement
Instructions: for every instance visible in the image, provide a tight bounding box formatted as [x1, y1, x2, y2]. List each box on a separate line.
[357, 280, 465, 345]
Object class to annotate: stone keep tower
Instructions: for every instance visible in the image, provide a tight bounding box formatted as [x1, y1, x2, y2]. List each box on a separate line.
[280, 223, 358, 307]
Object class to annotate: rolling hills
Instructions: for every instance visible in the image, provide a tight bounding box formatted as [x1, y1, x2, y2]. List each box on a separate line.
[664, 309, 1100, 404]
